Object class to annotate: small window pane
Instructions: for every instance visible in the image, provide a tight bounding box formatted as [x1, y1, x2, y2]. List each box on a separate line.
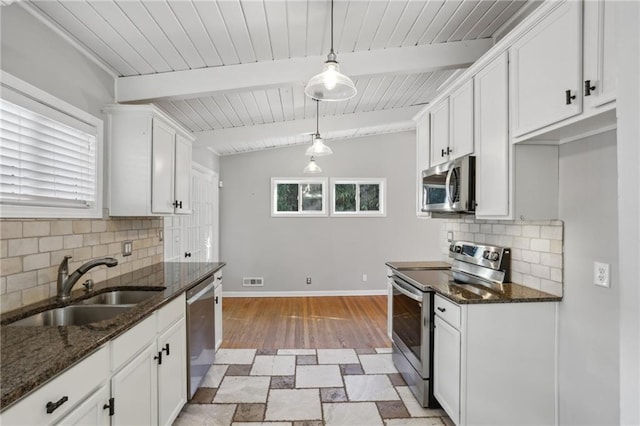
[277, 183, 298, 211]
[335, 184, 356, 211]
[359, 184, 380, 211]
[301, 183, 323, 211]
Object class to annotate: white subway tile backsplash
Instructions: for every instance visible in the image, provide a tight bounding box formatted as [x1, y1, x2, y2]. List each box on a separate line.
[1, 217, 164, 313]
[444, 218, 564, 296]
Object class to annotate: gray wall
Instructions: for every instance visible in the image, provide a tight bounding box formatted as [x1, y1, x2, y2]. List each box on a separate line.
[557, 130, 619, 425]
[1, 5, 114, 118]
[219, 131, 443, 293]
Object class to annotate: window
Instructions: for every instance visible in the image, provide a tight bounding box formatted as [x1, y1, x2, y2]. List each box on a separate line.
[271, 178, 328, 217]
[331, 178, 386, 217]
[0, 72, 103, 218]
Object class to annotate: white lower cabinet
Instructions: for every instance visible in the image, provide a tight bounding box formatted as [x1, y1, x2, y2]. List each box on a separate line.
[56, 384, 111, 426]
[157, 318, 187, 425]
[214, 278, 223, 350]
[433, 295, 557, 425]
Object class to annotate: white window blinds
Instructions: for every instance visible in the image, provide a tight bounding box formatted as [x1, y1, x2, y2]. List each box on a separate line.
[0, 98, 97, 209]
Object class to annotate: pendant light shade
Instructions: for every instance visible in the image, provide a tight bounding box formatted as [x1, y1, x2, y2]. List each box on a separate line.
[304, 0, 356, 102]
[305, 100, 333, 156]
[303, 157, 322, 174]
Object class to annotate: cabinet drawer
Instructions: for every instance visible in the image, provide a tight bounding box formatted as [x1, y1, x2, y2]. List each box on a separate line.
[157, 295, 185, 332]
[1, 346, 108, 426]
[435, 295, 461, 329]
[111, 314, 156, 371]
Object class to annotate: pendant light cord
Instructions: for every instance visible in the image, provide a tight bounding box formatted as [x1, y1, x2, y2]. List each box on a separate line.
[316, 100, 320, 135]
[330, 0, 334, 54]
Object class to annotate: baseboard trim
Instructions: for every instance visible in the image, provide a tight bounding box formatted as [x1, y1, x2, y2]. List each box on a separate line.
[224, 289, 387, 298]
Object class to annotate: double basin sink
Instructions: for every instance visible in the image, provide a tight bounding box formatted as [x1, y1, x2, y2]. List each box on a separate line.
[7, 289, 164, 327]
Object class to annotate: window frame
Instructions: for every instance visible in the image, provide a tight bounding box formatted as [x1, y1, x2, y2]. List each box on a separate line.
[330, 178, 387, 217]
[271, 177, 328, 217]
[0, 71, 104, 219]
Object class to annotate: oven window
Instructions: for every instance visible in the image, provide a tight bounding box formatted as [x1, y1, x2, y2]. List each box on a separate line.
[392, 287, 422, 362]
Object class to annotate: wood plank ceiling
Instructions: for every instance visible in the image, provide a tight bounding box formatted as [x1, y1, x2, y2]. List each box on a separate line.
[25, 0, 540, 155]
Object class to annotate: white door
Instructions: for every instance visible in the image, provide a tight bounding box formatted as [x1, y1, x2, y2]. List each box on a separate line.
[57, 385, 110, 426]
[449, 80, 474, 160]
[434, 315, 461, 426]
[510, 1, 582, 137]
[583, 0, 617, 109]
[174, 134, 192, 214]
[157, 319, 187, 426]
[151, 119, 176, 214]
[429, 98, 450, 167]
[111, 344, 158, 426]
[475, 53, 510, 218]
[214, 282, 223, 350]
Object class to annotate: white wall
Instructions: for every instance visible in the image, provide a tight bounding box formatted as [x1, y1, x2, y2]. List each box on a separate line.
[219, 131, 443, 294]
[0, 5, 114, 118]
[557, 131, 619, 425]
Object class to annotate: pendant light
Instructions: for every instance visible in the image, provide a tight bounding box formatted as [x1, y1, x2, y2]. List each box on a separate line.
[304, 0, 357, 102]
[303, 156, 322, 174]
[305, 100, 333, 156]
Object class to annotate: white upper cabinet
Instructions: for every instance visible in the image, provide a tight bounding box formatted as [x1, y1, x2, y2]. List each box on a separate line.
[583, 0, 617, 109]
[415, 115, 430, 217]
[449, 80, 474, 161]
[429, 98, 450, 167]
[106, 104, 194, 216]
[510, 1, 583, 138]
[474, 53, 510, 219]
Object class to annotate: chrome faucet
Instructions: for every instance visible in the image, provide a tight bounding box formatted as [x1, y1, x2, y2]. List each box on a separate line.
[57, 256, 118, 302]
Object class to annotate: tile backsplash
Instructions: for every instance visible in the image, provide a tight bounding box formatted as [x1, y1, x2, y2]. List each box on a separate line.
[0, 216, 164, 313]
[442, 217, 564, 296]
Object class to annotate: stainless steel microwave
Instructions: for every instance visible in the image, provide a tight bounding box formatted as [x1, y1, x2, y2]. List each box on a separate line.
[421, 155, 475, 214]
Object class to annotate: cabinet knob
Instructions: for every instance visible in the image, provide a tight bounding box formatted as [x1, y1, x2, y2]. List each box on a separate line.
[446, 147, 453, 155]
[215, 296, 219, 304]
[154, 351, 162, 365]
[565, 90, 576, 105]
[162, 343, 170, 356]
[441, 148, 446, 157]
[103, 397, 115, 416]
[173, 200, 183, 209]
[437, 307, 446, 313]
[184, 252, 191, 258]
[584, 80, 596, 96]
[46, 396, 68, 414]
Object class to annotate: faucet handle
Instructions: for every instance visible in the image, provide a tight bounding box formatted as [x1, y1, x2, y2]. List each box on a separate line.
[58, 255, 72, 272]
[82, 279, 94, 292]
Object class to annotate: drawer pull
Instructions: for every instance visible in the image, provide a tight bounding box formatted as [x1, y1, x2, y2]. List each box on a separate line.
[46, 396, 68, 414]
[437, 307, 446, 312]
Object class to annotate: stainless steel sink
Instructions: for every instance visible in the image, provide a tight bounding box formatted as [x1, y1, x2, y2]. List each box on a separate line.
[7, 305, 131, 327]
[78, 289, 163, 306]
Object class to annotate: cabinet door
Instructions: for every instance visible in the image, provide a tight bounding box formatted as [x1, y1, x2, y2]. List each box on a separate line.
[56, 385, 110, 426]
[152, 119, 176, 214]
[583, 0, 617, 109]
[434, 315, 461, 426]
[111, 344, 158, 426]
[510, 1, 582, 137]
[475, 53, 510, 218]
[157, 318, 187, 426]
[429, 99, 450, 167]
[449, 80, 474, 160]
[214, 282, 223, 350]
[174, 134, 192, 214]
[416, 116, 430, 217]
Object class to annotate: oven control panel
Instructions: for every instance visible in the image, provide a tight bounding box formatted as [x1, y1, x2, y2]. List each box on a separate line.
[448, 241, 510, 274]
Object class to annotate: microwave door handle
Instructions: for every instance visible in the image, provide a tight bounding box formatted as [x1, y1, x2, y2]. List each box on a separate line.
[444, 166, 455, 205]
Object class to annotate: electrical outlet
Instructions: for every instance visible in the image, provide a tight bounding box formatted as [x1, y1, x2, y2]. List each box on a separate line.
[306, 277, 312, 285]
[122, 240, 133, 257]
[447, 231, 454, 242]
[593, 261, 610, 287]
[362, 274, 368, 282]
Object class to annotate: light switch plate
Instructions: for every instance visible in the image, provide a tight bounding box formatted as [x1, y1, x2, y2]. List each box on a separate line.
[447, 231, 454, 242]
[593, 261, 610, 287]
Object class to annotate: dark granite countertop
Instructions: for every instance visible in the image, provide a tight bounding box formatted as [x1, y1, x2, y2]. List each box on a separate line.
[394, 269, 562, 304]
[0, 261, 225, 410]
[386, 261, 451, 271]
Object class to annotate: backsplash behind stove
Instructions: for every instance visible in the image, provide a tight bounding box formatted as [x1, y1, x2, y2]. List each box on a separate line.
[441, 217, 564, 296]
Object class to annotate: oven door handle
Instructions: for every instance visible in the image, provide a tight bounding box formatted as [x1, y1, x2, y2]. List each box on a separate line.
[391, 279, 424, 303]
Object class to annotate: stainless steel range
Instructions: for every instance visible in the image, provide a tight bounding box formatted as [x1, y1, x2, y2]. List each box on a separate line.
[390, 241, 511, 407]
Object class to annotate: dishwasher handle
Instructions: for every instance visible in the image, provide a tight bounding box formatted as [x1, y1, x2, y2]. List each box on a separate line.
[186, 278, 215, 303]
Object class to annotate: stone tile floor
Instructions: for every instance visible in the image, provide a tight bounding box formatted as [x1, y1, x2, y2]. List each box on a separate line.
[174, 348, 453, 426]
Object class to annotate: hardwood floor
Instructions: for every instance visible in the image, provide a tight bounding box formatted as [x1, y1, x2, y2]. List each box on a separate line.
[221, 296, 391, 349]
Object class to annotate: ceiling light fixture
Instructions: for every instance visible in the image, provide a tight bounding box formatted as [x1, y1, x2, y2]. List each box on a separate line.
[305, 100, 333, 156]
[304, 0, 357, 102]
[303, 156, 322, 174]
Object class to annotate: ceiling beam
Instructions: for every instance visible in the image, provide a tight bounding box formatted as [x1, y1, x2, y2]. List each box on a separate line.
[194, 105, 423, 153]
[115, 39, 493, 103]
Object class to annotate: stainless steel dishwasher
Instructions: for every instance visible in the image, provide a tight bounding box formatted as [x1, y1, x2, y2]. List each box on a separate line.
[186, 274, 216, 399]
